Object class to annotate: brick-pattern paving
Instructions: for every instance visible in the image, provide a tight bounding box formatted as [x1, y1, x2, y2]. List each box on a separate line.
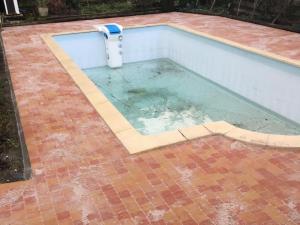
[0, 13, 299, 225]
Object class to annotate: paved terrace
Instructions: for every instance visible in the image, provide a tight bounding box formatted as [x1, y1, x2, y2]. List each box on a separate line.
[0, 12, 299, 225]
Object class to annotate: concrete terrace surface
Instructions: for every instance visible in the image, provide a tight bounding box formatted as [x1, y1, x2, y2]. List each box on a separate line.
[0, 12, 299, 225]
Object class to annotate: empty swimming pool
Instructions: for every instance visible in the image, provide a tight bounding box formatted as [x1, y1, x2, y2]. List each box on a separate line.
[53, 25, 300, 135]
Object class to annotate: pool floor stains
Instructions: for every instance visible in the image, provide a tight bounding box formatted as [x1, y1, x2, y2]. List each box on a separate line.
[0, 12, 300, 225]
[85, 59, 300, 135]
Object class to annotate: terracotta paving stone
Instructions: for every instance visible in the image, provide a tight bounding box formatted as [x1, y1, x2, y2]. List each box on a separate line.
[0, 12, 299, 225]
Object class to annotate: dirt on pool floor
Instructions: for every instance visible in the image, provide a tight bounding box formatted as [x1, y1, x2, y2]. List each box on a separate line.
[0, 41, 26, 183]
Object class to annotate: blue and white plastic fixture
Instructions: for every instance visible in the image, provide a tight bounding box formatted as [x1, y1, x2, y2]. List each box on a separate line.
[95, 23, 123, 68]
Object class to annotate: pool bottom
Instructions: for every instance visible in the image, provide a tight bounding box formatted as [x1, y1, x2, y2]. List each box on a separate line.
[84, 58, 300, 136]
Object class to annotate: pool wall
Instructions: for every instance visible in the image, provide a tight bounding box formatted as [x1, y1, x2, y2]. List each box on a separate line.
[42, 24, 300, 153]
[53, 26, 168, 69]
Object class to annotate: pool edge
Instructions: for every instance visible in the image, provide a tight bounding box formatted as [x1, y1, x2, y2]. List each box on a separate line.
[41, 25, 300, 154]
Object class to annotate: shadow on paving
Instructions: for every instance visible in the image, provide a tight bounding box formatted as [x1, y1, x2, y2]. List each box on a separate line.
[0, 34, 31, 183]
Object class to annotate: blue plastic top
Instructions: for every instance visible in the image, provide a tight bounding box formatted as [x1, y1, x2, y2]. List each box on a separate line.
[105, 24, 121, 34]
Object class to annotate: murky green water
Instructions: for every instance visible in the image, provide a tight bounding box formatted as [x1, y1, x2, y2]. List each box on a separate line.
[84, 59, 300, 135]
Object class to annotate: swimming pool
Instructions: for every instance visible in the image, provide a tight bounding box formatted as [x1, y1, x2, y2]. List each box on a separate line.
[43, 24, 300, 152]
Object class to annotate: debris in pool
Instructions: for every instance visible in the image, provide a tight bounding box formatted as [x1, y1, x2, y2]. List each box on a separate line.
[232, 123, 243, 127]
[151, 71, 162, 78]
[127, 88, 147, 95]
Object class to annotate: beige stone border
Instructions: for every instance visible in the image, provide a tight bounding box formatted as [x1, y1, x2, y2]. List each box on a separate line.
[41, 23, 300, 153]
